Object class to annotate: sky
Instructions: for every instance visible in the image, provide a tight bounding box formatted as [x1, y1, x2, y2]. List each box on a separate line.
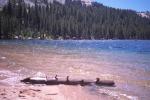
[96, 0, 150, 12]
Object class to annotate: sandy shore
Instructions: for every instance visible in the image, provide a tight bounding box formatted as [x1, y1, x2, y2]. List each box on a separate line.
[0, 84, 114, 100]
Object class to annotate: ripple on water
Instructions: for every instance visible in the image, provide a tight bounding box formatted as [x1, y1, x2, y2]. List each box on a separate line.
[97, 88, 138, 100]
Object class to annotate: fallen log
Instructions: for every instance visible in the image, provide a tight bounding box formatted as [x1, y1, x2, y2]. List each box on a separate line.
[21, 77, 47, 84]
[21, 76, 115, 86]
[95, 78, 115, 86]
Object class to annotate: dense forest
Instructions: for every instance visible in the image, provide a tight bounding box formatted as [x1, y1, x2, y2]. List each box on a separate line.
[0, 0, 150, 39]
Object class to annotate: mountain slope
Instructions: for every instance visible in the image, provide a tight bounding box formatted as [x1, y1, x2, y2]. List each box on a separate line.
[0, 0, 150, 39]
[0, 0, 92, 7]
[138, 12, 150, 19]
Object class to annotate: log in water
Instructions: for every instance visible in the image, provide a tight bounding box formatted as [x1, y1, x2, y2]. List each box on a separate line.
[21, 76, 115, 86]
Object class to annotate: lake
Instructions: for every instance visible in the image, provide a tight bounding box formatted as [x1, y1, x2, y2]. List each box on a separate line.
[0, 40, 150, 100]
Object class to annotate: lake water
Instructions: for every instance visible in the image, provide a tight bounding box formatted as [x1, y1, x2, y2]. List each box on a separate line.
[0, 40, 150, 100]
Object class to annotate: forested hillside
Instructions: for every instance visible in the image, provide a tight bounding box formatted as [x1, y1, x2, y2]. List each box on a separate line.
[0, 0, 150, 39]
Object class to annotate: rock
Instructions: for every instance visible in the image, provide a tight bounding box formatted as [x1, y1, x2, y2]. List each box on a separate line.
[18, 94, 26, 97]
[1, 93, 6, 95]
[19, 91, 23, 94]
[29, 89, 41, 92]
[1, 57, 6, 60]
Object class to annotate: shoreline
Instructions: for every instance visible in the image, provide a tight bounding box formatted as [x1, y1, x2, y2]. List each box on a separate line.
[0, 38, 150, 41]
[0, 82, 113, 100]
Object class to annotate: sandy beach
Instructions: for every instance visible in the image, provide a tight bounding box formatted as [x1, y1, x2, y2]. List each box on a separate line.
[0, 85, 113, 100]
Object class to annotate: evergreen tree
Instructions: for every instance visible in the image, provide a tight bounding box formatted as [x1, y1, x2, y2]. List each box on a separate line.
[0, 0, 150, 39]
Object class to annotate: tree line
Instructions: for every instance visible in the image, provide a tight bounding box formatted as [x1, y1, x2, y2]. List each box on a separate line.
[0, 0, 150, 39]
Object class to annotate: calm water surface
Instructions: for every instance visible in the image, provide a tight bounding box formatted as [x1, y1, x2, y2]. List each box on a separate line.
[0, 40, 150, 100]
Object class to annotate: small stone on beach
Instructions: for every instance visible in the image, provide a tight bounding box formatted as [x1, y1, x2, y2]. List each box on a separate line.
[18, 94, 26, 97]
[46, 93, 58, 95]
[1, 57, 6, 60]
[29, 89, 41, 92]
[1, 93, 6, 95]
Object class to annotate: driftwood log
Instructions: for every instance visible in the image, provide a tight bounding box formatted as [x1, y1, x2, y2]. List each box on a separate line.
[21, 76, 115, 86]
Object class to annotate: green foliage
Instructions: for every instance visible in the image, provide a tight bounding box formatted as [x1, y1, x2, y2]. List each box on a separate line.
[0, 0, 150, 39]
